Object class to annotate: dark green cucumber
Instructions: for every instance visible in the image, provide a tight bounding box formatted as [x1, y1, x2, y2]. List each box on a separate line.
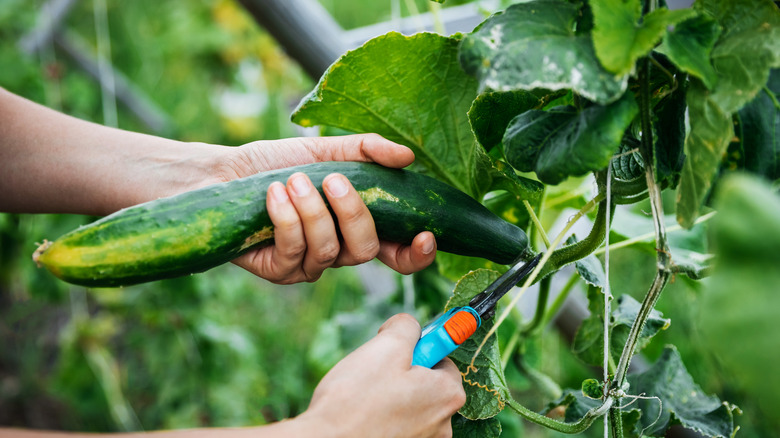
[34, 162, 529, 287]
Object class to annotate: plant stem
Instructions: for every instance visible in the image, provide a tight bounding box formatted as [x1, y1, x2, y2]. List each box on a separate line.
[505, 395, 613, 434]
[427, 0, 445, 34]
[520, 274, 551, 336]
[763, 85, 780, 110]
[524, 199, 551, 248]
[609, 407, 624, 438]
[613, 57, 672, 388]
[539, 193, 613, 279]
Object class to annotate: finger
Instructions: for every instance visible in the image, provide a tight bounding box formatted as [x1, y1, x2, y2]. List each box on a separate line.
[432, 357, 461, 377]
[305, 134, 415, 168]
[322, 173, 380, 266]
[377, 231, 437, 275]
[433, 358, 468, 412]
[232, 181, 307, 283]
[264, 181, 308, 279]
[377, 313, 422, 348]
[286, 172, 340, 281]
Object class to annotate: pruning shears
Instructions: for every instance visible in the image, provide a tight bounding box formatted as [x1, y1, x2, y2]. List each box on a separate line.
[411, 253, 542, 368]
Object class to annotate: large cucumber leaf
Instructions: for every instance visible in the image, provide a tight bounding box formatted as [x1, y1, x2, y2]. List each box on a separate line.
[502, 93, 638, 185]
[452, 413, 501, 438]
[628, 346, 739, 437]
[590, 0, 696, 76]
[291, 32, 477, 195]
[445, 269, 509, 420]
[676, 0, 780, 227]
[458, 0, 628, 105]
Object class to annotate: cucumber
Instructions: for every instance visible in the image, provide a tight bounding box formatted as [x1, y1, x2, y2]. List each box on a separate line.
[34, 162, 529, 287]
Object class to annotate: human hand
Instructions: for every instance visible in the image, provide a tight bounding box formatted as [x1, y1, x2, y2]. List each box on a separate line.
[300, 313, 466, 438]
[220, 134, 437, 283]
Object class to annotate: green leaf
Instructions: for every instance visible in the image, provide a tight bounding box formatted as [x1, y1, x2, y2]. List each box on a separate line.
[503, 93, 638, 185]
[574, 246, 607, 289]
[458, 0, 628, 105]
[610, 294, 670, 354]
[291, 32, 484, 198]
[700, 174, 780, 426]
[660, 14, 721, 89]
[591, 0, 697, 76]
[676, 80, 734, 228]
[581, 378, 604, 399]
[699, 0, 780, 114]
[445, 269, 509, 420]
[729, 69, 779, 180]
[627, 346, 739, 437]
[573, 288, 669, 367]
[451, 413, 502, 438]
[676, 0, 780, 226]
[468, 90, 541, 152]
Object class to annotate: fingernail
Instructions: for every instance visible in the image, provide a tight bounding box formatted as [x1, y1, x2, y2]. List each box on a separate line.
[421, 235, 435, 255]
[289, 174, 311, 197]
[325, 174, 349, 198]
[269, 182, 289, 203]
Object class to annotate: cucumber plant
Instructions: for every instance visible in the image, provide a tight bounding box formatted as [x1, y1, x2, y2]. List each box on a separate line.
[292, 0, 779, 436]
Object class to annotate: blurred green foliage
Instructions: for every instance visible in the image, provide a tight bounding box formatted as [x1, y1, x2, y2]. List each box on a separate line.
[0, 0, 372, 431]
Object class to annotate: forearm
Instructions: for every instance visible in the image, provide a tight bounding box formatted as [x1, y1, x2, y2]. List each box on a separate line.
[0, 415, 329, 438]
[0, 88, 229, 215]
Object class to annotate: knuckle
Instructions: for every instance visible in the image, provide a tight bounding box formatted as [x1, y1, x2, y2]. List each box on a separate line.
[274, 214, 301, 232]
[316, 242, 340, 263]
[451, 385, 467, 409]
[337, 203, 367, 225]
[351, 240, 380, 264]
[265, 268, 303, 285]
[304, 270, 323, 283]
[302, 207, 333, 224]
[279, 241, 306, 260]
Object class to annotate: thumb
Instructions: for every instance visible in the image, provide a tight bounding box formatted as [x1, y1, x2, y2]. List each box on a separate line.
[307, 134, 415, 168]
[376, 313, 422, 351]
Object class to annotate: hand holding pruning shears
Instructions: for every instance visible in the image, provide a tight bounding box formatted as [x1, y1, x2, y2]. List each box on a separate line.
[412, 254, 542, 368]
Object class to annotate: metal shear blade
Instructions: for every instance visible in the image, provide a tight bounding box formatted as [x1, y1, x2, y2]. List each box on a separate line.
[468, 253, 542, 320]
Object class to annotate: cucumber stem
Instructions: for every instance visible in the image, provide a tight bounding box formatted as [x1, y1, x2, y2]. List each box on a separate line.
[613, 57, 672, 389]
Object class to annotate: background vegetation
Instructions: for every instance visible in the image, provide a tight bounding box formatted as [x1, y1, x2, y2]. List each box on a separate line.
[1, 1, 776, 437]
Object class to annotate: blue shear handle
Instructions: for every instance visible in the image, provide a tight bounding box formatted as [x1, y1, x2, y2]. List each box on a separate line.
[411, 307, 481, 368]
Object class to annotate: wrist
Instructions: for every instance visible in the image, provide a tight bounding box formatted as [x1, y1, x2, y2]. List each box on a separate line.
[290, 409, 345, 438]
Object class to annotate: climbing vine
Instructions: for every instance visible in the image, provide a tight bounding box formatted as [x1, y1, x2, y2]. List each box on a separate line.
[293, 0, 779, 436]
